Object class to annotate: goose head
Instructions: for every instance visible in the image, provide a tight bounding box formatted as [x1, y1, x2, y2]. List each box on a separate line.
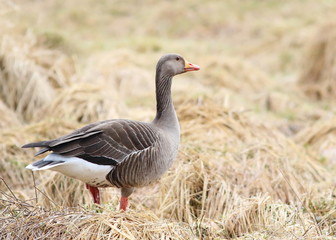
[156, 54, 200, 77]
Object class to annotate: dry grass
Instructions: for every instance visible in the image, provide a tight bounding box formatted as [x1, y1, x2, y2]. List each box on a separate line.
[0, 188, 193, 240]
[0, 33, 75, 122]
[202, 56, 274, 93]
[298, 22, 336, 101]
[295, 117, 336, 166]
[1, 0, 336, 239]
[34, 83, 121, 123]
[0, 100, 21, 128]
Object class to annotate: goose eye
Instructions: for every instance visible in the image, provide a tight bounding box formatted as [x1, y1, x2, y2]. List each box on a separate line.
[175, 57, 180, 61]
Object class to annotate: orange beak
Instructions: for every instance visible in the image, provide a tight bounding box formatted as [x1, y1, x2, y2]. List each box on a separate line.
[184, 61, 200, 72]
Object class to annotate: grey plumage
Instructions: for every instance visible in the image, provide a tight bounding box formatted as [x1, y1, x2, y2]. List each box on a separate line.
[22, 54, 200, 208]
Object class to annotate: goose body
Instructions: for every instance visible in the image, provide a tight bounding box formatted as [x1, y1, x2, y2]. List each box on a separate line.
[23, 54, 199, 210]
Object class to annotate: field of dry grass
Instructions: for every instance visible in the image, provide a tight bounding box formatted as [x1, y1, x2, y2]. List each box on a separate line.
[1, 0, 336, 239]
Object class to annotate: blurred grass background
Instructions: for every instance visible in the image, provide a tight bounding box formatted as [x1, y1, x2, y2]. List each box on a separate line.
[1, 0, 336, 239]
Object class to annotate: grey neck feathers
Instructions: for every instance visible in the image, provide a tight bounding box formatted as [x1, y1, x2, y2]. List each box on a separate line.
[154, 67, 174, 123]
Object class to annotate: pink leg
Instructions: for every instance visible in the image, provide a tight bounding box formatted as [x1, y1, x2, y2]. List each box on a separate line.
[86, 184, 100, 204]
[120, 196, 128, 211]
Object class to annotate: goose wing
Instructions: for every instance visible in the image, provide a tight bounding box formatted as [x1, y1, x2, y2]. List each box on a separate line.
[22, 120, 159, 166]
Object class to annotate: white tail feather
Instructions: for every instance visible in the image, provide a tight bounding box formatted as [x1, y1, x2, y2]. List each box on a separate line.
[25, 153, 113, 187]
[26, 162, 65, 171]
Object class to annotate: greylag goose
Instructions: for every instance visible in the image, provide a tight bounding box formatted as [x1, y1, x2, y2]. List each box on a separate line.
[22, 54, 200, 211]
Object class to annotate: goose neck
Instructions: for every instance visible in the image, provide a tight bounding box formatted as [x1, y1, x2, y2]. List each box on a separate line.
[154, 69, 174, 122]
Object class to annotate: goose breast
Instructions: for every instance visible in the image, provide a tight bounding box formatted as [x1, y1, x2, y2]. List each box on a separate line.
[108, 123, 179, 188]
